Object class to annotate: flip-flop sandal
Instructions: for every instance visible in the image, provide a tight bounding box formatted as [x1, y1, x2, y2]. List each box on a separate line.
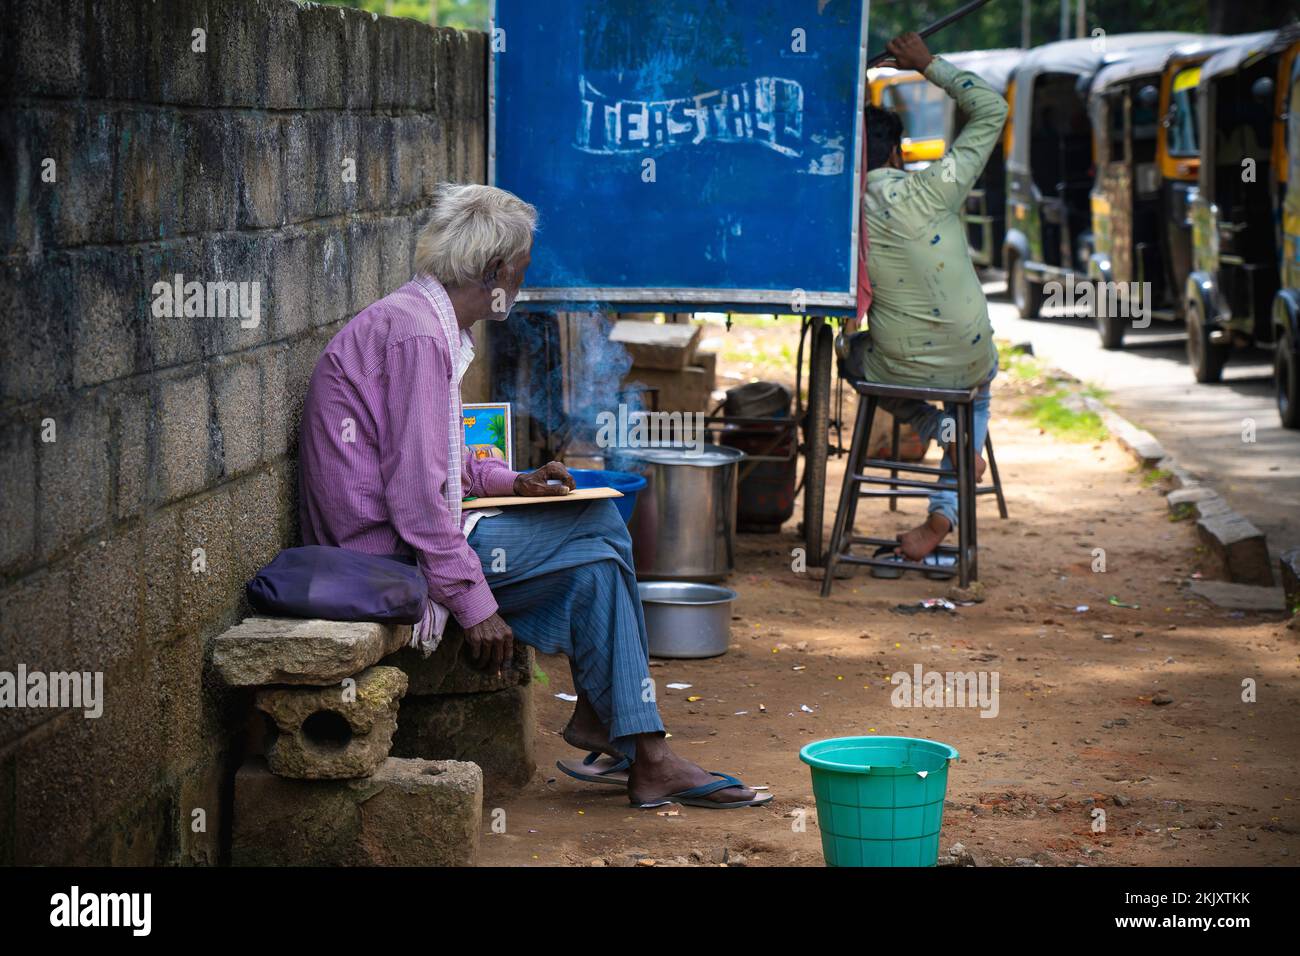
[556, 751, 631, 787]
[633, 772, 774, 810]
[923, 552, 957, 580]
[870, 545, 905, 579]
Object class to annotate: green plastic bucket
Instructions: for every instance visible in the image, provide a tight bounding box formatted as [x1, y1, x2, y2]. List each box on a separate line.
[799, 736, 959, 867]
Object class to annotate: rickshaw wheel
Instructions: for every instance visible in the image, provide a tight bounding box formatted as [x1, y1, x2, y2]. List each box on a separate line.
[801, 321, 832, 565]
[1095, 297, 1125, 350]
[1277, 329, 1300, 430]
[1009, 255, 1044, 320]
[1186, 297, 1226, 384]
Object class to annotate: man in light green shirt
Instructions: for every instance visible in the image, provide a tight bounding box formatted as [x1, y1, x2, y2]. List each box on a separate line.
[844, 32, 1008, 563]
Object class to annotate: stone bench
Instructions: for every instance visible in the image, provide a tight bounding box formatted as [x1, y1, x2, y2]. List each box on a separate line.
[213, 616, 536, 866]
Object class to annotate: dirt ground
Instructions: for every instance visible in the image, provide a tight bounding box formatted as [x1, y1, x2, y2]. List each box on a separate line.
[479, 316, 1300, 867]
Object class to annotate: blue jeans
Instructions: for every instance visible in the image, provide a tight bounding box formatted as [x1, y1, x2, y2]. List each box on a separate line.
[846, 336, 996, 530]
[878, 383, 991, 530]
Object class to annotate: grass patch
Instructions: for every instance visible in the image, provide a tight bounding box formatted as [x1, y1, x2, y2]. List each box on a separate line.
[1141, 467, 1172, 487]
[1020, 390, 1108, 442]
[1168, 502, 1195, 522]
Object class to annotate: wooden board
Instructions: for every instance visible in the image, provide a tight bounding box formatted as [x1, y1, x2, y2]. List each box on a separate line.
[462, 486, 623, 509]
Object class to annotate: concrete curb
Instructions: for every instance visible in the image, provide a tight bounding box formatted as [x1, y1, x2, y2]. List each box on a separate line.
[1060, 380, 1276, 588]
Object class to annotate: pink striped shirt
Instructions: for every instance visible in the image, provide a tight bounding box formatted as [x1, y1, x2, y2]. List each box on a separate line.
[298, 278, 519, 629]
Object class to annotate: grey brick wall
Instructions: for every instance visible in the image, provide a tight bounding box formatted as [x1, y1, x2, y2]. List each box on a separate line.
[0, 0, 489, 864]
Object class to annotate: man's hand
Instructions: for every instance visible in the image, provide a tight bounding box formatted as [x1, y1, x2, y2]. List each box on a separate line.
[513, 461, 576, 497]
[464, 612, 514, 673]
[880, 32, 933, 74]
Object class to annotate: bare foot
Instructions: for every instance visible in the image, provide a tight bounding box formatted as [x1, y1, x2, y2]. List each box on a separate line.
[562, 692, 621, 759]
[946, 442, 987, 482]
[897, 512, 952, 561]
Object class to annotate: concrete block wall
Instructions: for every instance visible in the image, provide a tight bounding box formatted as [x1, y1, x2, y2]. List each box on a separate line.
[0, 0, 489, 864]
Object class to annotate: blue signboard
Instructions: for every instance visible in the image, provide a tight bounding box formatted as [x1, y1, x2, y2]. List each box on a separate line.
[490, 0, 868, 313]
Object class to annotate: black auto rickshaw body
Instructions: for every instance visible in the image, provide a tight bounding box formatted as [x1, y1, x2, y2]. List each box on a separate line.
[1085, 38, 1228, 349]
[942, 48, 1022, 270]
[1185, 28, 1300, 389]
[1003, 33, 1198, 319]
[1268, 38, 1300, 427]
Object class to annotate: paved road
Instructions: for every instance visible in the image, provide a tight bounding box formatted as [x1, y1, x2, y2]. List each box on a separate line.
[984, 280, 1300, 560]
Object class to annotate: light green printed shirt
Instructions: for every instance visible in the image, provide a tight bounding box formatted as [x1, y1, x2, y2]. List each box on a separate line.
[857, 56, 1008, 388]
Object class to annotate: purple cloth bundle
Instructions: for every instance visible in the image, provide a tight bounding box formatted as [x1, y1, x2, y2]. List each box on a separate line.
[246, 546, 426, 625]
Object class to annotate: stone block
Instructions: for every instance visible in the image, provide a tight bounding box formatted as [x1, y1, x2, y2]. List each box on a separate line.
[313, 229, 353, 327]
[379, 216, 413, 297]
[256, 343, 293, 460]
[1281, 548, 1300, 612]
[232, 756, 481, 866]
[268, 229, 313, 340]
[256, 666, 408, 780]
[357, 115, 394, 211]
[392, 685, 535, 795]
[213, 617, 412, 687]
[212, 357, 262, 478]
[0, 566, 73, 748]
[178, 489, 239, 635]
[157, 372, 211, 503]
[37, 400, 112, 558]
[295, 2, 347, 109]
[1196, 513, 1274, 587]
[348, 218, 384, 314]
[0, 423, 36, 572]
[235, 114, 284, 229]
[1187, 580, 1286, 613]
[0, 258, 73, 403]
[113, 384, 152, 521]
[139, 239, 205, 371]
[7, 0, 85, 98]
[383, 626, 533, 697]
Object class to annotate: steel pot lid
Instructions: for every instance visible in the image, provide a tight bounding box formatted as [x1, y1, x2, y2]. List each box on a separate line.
[637, 582, 738, 605]
[616, 443, 746, 467]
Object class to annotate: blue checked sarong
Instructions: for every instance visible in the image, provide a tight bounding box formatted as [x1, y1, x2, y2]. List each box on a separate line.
[467, 498, 664, 757]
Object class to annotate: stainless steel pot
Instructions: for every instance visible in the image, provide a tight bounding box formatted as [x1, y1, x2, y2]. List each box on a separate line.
[615, 444, 744, 581]
[638, 581, 737, 659]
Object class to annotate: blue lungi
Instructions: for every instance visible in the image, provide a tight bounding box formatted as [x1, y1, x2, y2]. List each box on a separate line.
[467, 498, 664, 758]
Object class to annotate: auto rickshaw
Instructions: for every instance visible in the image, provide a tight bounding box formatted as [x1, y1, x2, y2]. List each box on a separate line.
[868, 66, 948, 168]
[1003, 33, 1198, 319]
[943, 48, 1022, 270]
[1277, 49, 1300, 426]
[1185, 28, 1300, 395]
[1085, 38, 1228, 349]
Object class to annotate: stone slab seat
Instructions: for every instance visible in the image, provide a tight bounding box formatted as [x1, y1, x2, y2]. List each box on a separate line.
[212, 617, 414, 687]
[212, 615, 537, 794]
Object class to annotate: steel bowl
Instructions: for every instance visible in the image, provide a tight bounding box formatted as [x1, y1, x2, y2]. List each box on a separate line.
[638, 581, 737, 659]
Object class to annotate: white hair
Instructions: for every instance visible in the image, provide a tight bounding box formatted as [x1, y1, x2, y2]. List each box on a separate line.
[414, 183, 538, 286]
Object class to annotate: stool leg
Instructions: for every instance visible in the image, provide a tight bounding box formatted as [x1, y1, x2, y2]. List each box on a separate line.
[963, 403, 979, 583]
[888, 417, 901, 512]
[954, 404, 970, 588]
[821, 395, 875, 597]
[985, 432, 1009, 519]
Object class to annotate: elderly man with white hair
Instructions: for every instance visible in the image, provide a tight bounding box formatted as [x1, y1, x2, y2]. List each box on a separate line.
[298, 183, 770, 810]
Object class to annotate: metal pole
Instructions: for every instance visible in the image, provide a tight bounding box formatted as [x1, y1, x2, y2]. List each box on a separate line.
[1076, 0, 1086, 38]
[1021, 0, 1031, 48]
[1059, 0, 1069, 41]
[866, 0, 998, 67]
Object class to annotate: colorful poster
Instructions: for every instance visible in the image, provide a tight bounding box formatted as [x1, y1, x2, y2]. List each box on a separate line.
[463, 402, 512, 470]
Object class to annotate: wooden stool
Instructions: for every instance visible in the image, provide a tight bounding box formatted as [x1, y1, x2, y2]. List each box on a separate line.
[821, 379, 1007, 594]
